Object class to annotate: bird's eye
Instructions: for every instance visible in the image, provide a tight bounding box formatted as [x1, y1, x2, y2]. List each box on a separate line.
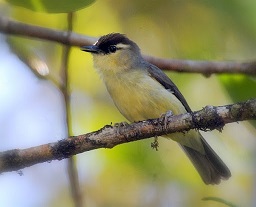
[108, 45, 117, 53]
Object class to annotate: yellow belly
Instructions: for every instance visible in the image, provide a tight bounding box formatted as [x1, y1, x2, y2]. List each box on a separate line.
[102, 69, 204, 153]
[104, 69, 186, 121]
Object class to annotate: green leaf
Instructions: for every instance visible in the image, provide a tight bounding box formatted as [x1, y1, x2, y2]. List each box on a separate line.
[202, 196, 237, 207]
[219, 74, 256, 102]
[219, 74, 256, 127]
[6, 0, 95, 13]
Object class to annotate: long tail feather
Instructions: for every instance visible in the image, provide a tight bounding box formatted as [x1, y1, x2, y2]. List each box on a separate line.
[180, 135, 231, 185]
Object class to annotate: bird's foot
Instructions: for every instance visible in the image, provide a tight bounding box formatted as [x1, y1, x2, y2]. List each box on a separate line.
[160, 110, 174, 130]
[114, 122, 129, 135]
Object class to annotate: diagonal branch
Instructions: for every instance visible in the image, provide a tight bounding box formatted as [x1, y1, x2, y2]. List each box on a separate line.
[0, 16, 256, 75]
[0, 98, 255, 174]
[0, 16, 96, 45]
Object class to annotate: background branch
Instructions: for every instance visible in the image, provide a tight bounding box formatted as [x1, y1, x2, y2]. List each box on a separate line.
[0, 98, 255, 174]
[0, 16, 256, 75]
[59, 13, 83, 207]
[144, 55, 256, 76]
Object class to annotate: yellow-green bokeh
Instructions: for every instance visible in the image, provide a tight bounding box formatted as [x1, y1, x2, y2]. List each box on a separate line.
[2, 0, 256, 206]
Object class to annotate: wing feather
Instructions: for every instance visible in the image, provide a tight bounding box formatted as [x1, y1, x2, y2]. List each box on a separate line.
[145, 62, 192, 112]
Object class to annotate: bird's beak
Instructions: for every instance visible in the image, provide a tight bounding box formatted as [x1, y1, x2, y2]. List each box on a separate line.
[81, 45, 101, 54]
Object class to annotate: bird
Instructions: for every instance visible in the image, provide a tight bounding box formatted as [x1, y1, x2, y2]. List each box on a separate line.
[81, 33, 231, 184]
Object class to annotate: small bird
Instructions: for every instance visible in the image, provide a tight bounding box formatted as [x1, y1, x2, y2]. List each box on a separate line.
[81, 33, 231, 184]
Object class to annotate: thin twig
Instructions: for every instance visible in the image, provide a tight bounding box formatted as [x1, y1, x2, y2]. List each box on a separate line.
[60, 13, 83, 207]
[0, 98, 255, 174]
[0, 16, 255, 75]
[202, 197, 237, 207]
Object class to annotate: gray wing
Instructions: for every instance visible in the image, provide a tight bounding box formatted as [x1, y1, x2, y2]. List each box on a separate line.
[145, 62, 231, 184]
[145, 61, 192, 112]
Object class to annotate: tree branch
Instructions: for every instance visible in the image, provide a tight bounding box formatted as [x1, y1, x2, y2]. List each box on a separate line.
[1, 16, 256, 75]
[60, 13, 83, 207]
[0, 98, 255, 174]
[0, 16, 96, 45]
[144, 55, 256, 76]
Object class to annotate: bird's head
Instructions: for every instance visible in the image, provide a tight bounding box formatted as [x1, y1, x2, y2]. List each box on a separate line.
[81, 33, 142, 74]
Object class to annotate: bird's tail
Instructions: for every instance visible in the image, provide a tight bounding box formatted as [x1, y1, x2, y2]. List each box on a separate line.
[180, 135, 231, 185]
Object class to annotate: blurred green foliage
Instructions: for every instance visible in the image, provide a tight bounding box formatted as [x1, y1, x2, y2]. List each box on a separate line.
[1, 0, 256, 206]
[6, 0, 95, 13]
[220, 74, 256, 102]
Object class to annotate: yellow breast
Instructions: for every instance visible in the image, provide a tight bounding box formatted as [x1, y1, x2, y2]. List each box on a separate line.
[100, 68, 204, 152]
[103, 69, 187, 122]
